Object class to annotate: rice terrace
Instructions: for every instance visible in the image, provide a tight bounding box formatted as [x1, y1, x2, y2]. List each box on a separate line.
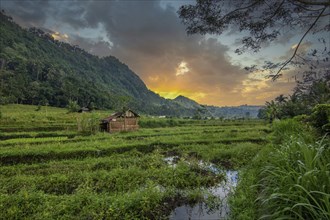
[1, 0, 330, 219]
[0, 104, 269, 219]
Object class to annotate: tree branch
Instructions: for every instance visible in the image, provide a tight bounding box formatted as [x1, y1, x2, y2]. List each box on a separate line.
[265, 0, 285, 22]
[212, 0, 262, 24]
[289, 0, 326, 11]
[221, 0, 262, 17]
[294, 0, 330, 6]
[300, 13, 330, 17]
[272, 6, 326, 80]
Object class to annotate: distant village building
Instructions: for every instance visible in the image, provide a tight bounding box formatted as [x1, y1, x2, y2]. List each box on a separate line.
[100, 109, 140, 133]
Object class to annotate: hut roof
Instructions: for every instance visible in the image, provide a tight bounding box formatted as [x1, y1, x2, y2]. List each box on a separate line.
[101, 109, 139, 123]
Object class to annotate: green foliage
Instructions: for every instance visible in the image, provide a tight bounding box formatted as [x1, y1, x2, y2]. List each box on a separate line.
[230, 119, 329, 219]
[229, 169, 258, 219]
[271, 118, 315, 144]
[76, 113, 100, 135]
[258, 136, 330, 219]
[309, 104, 330, 135]
[67, 100, 80, 113]
[259, 74, 330, 123]
[293, 114, 308, 122]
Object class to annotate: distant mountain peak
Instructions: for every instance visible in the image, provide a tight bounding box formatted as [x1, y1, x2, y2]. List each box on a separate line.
[173, 95, 200, 109]
[174, 95, 195, 102]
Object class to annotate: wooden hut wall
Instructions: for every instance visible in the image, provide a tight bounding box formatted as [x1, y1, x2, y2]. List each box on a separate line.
[108, 118, 139, 133]
[126, 118, 139, 130]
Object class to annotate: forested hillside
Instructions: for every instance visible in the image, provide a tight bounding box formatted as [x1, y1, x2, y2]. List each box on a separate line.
[0, 12, 195, 116]
[0, 11, 261, 117]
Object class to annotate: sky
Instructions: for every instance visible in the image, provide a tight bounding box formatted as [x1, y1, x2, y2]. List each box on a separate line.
[1, 0, 328, 106]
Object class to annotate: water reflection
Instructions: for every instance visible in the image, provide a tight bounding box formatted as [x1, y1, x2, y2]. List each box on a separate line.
[169, 170, 238, 220]
[164, 156, 180, 167]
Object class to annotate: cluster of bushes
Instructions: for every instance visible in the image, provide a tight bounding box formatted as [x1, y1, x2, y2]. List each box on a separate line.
[309, 104, 330, 135]
[258, 73, 329, 123]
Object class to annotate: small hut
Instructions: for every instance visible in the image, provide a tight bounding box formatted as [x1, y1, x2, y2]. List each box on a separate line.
[100, 109, 140, 133]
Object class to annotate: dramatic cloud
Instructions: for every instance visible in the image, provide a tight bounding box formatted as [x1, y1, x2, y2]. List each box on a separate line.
[1, 0, 303, 106]
[1, 0, 50, 27]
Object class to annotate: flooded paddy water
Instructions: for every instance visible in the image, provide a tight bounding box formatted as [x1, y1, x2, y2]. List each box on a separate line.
[164, 156, 239, 219]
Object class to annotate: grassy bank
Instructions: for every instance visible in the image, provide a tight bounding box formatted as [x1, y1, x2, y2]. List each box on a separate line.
[230, 119, 330, 219]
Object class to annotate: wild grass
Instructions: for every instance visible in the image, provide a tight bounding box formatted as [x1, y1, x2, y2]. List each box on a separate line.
[257, 136, 330, 220]
[230, 119, 329, 220]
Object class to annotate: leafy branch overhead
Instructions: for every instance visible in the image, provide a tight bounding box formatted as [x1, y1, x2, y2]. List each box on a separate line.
[178, 0, 330, 80]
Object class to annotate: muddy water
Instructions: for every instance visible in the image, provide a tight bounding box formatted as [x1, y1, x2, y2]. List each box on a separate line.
[164, 157, 238, 220]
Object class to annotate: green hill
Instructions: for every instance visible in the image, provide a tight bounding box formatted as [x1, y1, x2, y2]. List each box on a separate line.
[0, 12, 196, 116]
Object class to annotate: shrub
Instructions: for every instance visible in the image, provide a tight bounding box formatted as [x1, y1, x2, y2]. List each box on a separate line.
[67, 100, 80, 113]
[293, 114, 308, 122]
[77, 113, 100, 135]
[271, 118, 315, 144]
[309, 104, 330, 135]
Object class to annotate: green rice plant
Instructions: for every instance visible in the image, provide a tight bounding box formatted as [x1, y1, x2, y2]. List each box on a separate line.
[0, 130, 78, 141]
[257, 136, 330, 220]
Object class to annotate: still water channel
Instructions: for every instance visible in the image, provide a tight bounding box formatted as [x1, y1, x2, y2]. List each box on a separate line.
[164, 157, 238, 220]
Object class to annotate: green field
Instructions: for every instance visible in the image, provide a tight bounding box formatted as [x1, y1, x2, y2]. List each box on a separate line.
[0, 104, 271, 219]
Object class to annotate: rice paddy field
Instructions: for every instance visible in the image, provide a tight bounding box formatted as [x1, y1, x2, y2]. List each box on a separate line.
[0, 104, 271, 219]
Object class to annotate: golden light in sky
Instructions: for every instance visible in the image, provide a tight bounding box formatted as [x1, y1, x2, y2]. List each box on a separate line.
[51, 32, 69, 41]
[175, 61, 189, 76]
[155, 90, 206, 101]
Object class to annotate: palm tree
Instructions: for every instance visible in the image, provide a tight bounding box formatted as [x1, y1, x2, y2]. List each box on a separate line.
[265, 100, 279, 123]
[275, 94, 287, 104]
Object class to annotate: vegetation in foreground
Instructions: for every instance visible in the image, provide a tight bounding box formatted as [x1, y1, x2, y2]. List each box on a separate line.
[230, 113, 330, 219]
[1, 103, 329, 219]
[0, 104, 268, 219]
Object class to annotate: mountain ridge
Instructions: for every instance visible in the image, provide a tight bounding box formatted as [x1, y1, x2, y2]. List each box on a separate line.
[0, 11, 261, 118]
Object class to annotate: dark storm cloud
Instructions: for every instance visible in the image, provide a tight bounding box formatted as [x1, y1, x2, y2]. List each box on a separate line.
[56, 2, 88, 29]
[78, 0, 249, 104]
[83, 1, 188, 56]
[70, 35, 112, 57]
[1, 0, 50, 27]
